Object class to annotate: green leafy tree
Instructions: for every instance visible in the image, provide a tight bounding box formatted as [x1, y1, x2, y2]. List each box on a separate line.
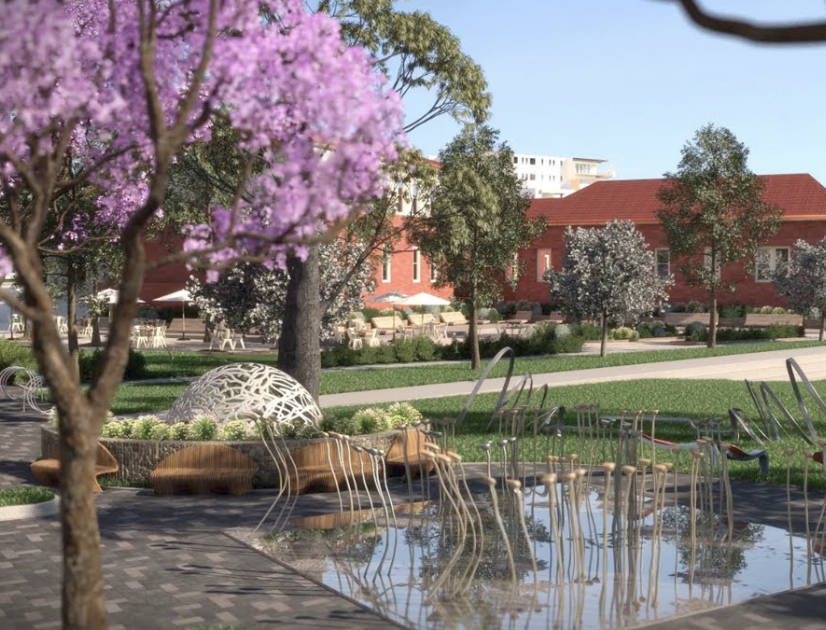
[409, 124, 544, 369]
[548, 220, 671, 357]
[657, 124, 781, 347]
[773, 237, 826, 340]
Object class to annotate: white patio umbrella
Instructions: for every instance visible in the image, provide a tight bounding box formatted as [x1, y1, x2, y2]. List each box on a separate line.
[153, 288, 193, 340]
[94, 288, 145, 305]
[369, 291, 408, 340]
[398, 292, 450, 327]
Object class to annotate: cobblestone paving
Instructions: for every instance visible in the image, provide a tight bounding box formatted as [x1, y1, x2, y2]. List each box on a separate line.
[3, 404, 826, 629]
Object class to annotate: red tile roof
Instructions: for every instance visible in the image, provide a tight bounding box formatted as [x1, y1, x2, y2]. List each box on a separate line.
[528, 174, 826, 226]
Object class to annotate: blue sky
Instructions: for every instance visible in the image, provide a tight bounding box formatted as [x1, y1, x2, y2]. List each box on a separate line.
[399, 1, 826, 182]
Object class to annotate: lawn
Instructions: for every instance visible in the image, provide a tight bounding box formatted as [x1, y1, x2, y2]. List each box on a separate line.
[136, 339, 821, 395]
[325, 378, 826, 491]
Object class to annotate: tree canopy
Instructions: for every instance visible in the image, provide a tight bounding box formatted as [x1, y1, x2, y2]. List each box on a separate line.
[409, 124, 543, 368]
[548, 220, 670, 357]
[657, 123, 781, 347]
[773, 237, 826, 340]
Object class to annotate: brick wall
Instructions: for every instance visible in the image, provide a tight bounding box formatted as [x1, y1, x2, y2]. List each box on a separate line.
[504, 220, 826, 307]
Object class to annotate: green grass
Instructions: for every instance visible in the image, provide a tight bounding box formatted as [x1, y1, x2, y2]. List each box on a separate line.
[135, 340, 821, 396]
[0, 485, 54, 507]
[327, 377, 826, 490]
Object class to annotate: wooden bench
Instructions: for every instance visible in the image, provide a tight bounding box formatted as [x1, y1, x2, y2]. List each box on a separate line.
[663, 312, 710, 327]
[165, 318, 207, 336]
[371, 315, 402, 334]
[509, 310, 534, 324]
[407, 313, 437, 327]
[286, 440, 376, 494]
[440, 311, 468, 326]
[150, 444, 258, 495]
[743, 313, 803, 327]
[31, 442, 119, 493]
[384, 428, 434, 478]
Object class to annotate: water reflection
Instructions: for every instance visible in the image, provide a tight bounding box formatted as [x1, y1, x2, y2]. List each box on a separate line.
[252, 485, 820, 630]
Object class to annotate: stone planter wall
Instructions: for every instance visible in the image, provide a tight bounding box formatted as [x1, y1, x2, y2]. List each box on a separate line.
[40, 426, 398, 488]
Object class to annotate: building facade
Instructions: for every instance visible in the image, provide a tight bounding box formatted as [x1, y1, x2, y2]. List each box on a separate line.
[512, 153, 614, 198]
[505, 173, 826, 307]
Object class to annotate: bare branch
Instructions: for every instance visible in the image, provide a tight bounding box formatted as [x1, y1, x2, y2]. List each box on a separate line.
[672, 0, 826, 43]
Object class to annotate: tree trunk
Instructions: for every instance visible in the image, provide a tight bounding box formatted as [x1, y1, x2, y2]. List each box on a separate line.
[708, 289, 718, 348]
[59, 406, 106, 630]
[91, 317, 101, 347]
[600, 312, 608, 357]
[277, 245, 321, 400]
[820, 312, 825, 342]
[468, 291, 480, 370]
[66, 262, 80, 380]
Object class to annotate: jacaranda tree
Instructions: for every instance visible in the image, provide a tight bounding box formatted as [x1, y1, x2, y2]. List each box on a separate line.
[548, 220, 671, 357]
[0, 2, 403, 628]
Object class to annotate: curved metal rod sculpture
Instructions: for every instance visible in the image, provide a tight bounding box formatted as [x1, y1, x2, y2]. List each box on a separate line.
[0, 366, 49, 415]
[744, 379, 781, 439]
[786, 358, 826, 444]
[455, 346, 516, 429]
[759, 380, 814, 445]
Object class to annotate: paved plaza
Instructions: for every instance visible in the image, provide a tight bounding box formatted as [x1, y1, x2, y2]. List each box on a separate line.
[3, 398, 826, 629]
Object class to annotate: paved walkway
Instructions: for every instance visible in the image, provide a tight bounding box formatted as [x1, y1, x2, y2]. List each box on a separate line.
[319, 344, 826, 408]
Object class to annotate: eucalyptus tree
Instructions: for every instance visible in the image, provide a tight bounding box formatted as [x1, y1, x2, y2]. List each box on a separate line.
[773, 237, 826, 341]
[657, 124, 781, 347]
[276, 0, 490, 395]
[410, 125, 543, 369]
[549, 220, 670, 357]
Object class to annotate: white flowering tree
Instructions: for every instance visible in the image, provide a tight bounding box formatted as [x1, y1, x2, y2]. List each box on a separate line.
[548, 220, 671, 357]
[773, 237, 826, 341]
[190, 238, 376, 344]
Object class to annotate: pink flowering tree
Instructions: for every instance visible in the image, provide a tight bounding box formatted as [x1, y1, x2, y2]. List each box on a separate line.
[0, 1, 402, 628]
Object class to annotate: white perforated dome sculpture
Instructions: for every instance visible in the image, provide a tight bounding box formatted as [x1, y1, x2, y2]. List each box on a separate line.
[166, 363, 321, 430]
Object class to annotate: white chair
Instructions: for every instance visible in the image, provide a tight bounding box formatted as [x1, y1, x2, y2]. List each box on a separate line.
[347, 327, 362, 350]
[131, 325, 148, 349]
[80, 318, 93, 337]
[365, 328, 380, 348]
[54, 316, 68, 335]
[10, 314, 23, 334]
[219, 327, 236, 351]
[152, 325, 168, 349]
[231, 329, 245, 350]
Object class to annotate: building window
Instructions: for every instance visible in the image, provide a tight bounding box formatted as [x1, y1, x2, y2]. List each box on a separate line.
[529, 157, 536, 165]
[655, 248, 670, 278]
[381, 247, 391, 283]
[536, 248, 552, 282]
[513, 156, 518, 163]
[529, 173, 536, 181]
[412, 248, 421, 283]
[755, 247, 789, 282]
[429, 259, 437, 283]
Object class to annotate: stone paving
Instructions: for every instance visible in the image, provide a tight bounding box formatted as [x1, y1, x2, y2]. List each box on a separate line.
[4, 401, 826, 629]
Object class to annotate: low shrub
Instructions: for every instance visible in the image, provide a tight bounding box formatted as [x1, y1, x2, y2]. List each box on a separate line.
[636, 322, 676, 338]
[80, 348, 146, 383]
[187, 417, 217, 440]
[132, 416, 160, 440]
[169, 422, 189, 440]
[719, 304, 746, 318]
[101, 421, 130, 438]
[611, 326, 639, 341]
[149, 423, 170, 441]
[352, 407, 390, 433]
[0, 485, 54, 507]
[0, 340, 37, 372]
[219, 419, 252, 441]
[386, 402, 422, 427]
[686, 325, 803, 342]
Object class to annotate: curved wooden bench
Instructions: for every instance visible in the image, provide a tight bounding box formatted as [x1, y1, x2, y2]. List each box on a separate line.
[384, 428, 434, 478]
[286, 441, 375, 495]
[31, 442, 119, 493]
[150, 444, 258, 495]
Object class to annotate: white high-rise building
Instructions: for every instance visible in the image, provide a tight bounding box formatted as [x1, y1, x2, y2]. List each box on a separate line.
[512, 153, 614, 198]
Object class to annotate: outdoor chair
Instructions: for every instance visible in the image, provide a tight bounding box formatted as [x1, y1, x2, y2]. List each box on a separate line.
[364, 328, 381, 348]
[151, 325, 168, 349]
[10, 314, 24, 334]
[131, 325, 149, 349]
[347, 327, 363, 350]
[150, 444, 258, 495]
[231, 329, 246, 350]
[439, 311, 468, 326]
[80, 318, 93, 337]
[31, 442, 119, 493]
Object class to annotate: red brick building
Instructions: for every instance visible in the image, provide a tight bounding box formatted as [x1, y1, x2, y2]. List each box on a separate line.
[365, 214, 452, 304]
[504, 173, 826, 307]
